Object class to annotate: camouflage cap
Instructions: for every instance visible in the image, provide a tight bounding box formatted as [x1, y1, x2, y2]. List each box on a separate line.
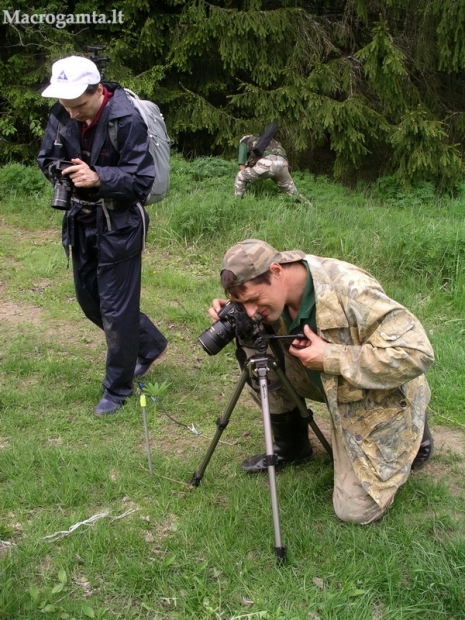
[221, 239, 305, 286]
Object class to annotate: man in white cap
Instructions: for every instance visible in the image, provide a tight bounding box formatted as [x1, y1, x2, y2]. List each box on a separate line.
[209, 239, 434, 524]
[38, 56, 168, 417]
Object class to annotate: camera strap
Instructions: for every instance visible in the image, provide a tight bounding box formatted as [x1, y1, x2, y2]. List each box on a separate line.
[136, 203, 146, 251]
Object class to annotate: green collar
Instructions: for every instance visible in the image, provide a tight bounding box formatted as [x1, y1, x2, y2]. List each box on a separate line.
[283, 262, 316, 333]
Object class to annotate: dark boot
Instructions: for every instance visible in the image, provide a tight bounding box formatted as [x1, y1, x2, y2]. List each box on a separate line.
[411, 420, 434, 470]
[241, 408, 313, 474]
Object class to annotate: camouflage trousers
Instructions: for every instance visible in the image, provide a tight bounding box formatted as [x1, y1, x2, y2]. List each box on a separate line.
[234, 155, 299, 197]
[241, 343, 393, 525]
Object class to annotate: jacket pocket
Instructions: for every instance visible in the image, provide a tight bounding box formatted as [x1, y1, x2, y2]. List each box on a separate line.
[337, 377, 365, 402]
[343, 389, 412, 470]
[98, 206, 143, 264]
[368, 311, 416, 347]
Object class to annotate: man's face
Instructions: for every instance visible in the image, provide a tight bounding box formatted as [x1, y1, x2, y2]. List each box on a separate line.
[228, 272, 286, 324]
[59, 85, 103, 124]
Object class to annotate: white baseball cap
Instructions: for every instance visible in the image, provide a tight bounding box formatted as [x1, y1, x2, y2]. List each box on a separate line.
[41, 56, 101, 99]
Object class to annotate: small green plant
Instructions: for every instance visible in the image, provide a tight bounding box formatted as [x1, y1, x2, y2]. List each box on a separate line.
[28, 570, 106, 619]
[29, 568, 68, 615]
[142, 380, 171, 401]
[81, 606, 107, 619]
[370, 174, 405, 200]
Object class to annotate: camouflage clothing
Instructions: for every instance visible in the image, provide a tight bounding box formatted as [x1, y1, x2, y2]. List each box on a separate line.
[222, 239, 305, 287]
[239, 136, 288, 165]
[241, 252, 434, 516]
[235, 137, 299, 197]
[234, 249, 434, 523]
[221, 240, 433, 518]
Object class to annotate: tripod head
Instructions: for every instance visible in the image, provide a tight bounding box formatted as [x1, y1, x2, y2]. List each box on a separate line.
[242, 332, 305, 355]
[237, 332, 305, 395]
[87, 45, 111, 80]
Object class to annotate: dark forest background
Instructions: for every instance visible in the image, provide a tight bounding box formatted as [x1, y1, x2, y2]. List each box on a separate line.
[1, 0, 465, 188]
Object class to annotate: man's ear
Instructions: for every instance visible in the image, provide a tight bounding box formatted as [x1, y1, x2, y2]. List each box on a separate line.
[269, 262, 284, 279]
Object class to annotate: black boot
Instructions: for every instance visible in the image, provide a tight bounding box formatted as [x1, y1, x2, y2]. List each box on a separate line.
[411, 420, 434, 470]
[241, 408, 313, 474]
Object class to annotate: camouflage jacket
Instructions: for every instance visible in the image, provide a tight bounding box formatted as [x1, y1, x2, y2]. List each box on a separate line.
[238, 137, 288, 167]
[305, 255, 434, 508]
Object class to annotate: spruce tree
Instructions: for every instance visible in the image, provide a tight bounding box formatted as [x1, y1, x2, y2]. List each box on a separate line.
[1, 0, 464, 188]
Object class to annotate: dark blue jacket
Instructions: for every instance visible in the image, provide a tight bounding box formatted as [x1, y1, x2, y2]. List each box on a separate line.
[38, 84, 155, 256]
[37, 83, 155, 206]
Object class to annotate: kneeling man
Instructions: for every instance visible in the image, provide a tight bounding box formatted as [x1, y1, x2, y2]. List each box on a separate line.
[209, 239, 434, 524]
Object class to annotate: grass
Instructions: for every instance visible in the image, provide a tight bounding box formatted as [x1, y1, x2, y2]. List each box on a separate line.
[1, 155, 465, 619]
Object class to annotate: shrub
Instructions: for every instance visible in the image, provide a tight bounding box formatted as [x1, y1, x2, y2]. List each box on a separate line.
[0, 163, 49, 197]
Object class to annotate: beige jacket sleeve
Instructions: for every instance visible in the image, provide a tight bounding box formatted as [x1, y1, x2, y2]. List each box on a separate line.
[308, 256, 434, 389]
[323, 306, 434, 389]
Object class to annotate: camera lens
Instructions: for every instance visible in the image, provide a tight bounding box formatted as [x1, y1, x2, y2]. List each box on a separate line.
[198, 319, 236, 356]
[51, 178, 73, 210]
[49, 160, 74, 210]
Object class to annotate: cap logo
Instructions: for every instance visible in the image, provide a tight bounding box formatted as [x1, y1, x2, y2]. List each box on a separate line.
[41, 56, 101, 99]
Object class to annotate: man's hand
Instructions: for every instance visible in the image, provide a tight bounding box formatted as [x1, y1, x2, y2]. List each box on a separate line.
[208, 298, 228, 322]
[289, 324, 326, 370]
[62, 158, 100, 188]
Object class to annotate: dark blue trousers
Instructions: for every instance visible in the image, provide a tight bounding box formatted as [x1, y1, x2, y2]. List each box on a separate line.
[70, 205, 167, 402]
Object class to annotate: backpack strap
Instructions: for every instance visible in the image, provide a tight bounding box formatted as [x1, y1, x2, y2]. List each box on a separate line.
[107, 89, 142, 154]
[54, 122, 64, 146]
[107, 120, 119, 152]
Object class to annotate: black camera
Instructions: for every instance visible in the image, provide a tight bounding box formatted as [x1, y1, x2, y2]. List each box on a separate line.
[48, 160, 74, 210]
[198, 301, 262, 356]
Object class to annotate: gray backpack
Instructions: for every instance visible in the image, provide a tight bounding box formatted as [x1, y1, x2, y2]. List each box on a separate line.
[108, 88, 171, 204]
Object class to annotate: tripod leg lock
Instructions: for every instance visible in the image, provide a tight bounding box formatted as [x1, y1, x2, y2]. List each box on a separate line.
[216, 417, 229, 431]
[302, 408, 314, 422]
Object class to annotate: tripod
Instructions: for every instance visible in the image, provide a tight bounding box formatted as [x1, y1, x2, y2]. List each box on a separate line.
[190, 335, 333, 565]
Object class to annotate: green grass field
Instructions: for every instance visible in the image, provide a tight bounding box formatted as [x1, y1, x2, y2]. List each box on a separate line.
[1, 156, 464, 619]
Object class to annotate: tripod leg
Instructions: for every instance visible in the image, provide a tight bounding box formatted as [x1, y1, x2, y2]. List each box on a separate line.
[257, 367, 287, 566]
[274, 365, 333, 458]
[190, 368, 248, 487]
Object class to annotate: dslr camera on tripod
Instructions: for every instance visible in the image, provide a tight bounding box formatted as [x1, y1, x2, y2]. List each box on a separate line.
[48, 160, 74, 210]
[194, 301, 333, 566]
[197, 301, 262, 356]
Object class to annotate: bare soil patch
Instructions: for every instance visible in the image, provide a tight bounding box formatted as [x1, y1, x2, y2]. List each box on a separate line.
[0, 298, 104, 353]
[0, 299, 43, 327]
